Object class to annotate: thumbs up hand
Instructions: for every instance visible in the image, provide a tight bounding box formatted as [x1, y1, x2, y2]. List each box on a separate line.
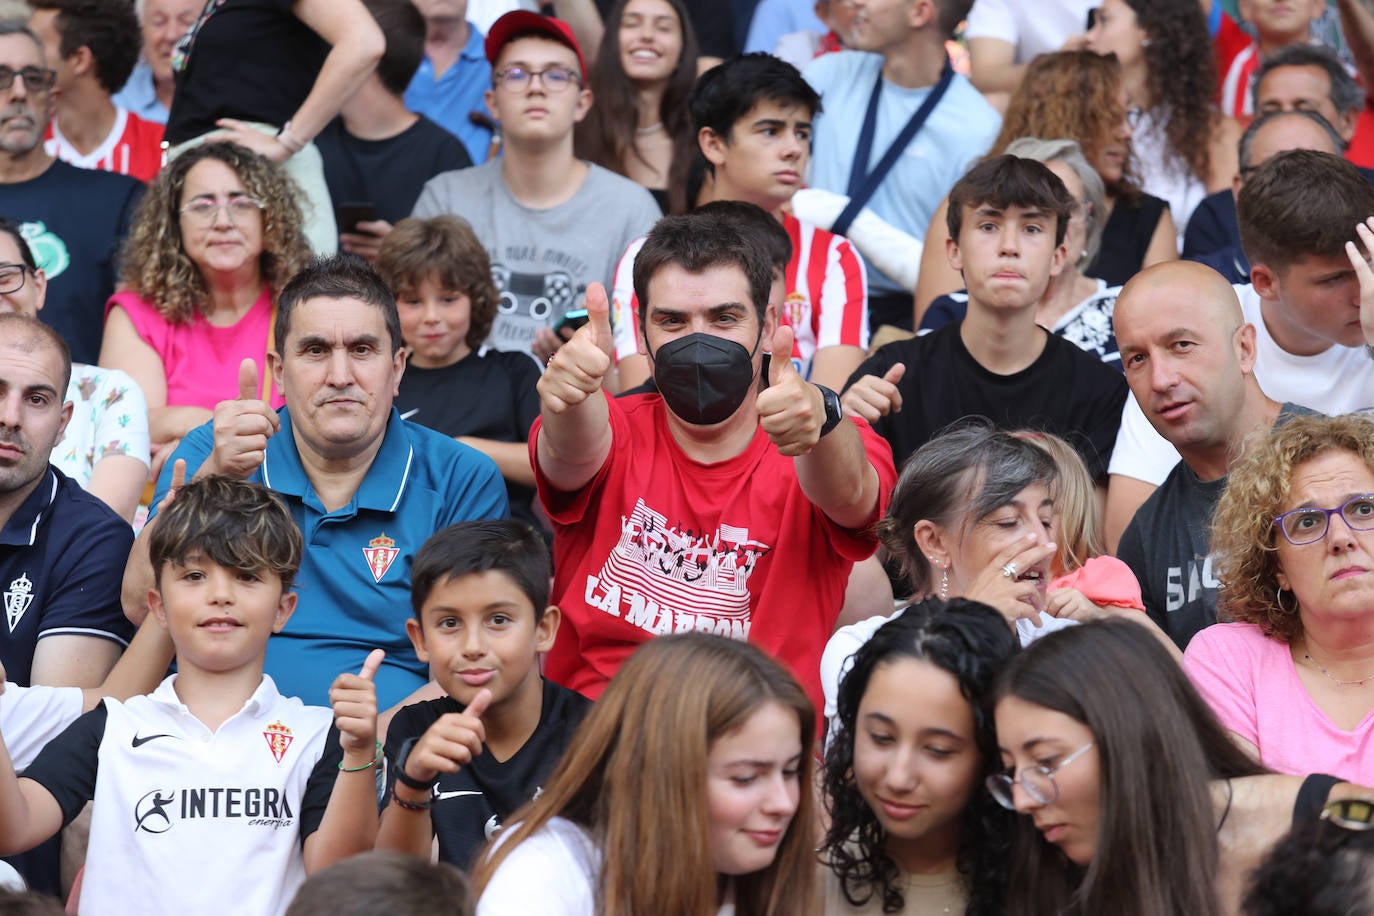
[205, 358, 280, 480]
[331, 649, 385, 762]
[757, 324, 826, 457]
[840, 362, 905, 424]
[396, 689, 493, 790]
[538, 283, 615, 414]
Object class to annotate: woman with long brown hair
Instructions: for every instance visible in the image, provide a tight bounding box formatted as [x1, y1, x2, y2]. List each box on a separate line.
[574, 0, 698, 214]
[472, 633, 817, 915]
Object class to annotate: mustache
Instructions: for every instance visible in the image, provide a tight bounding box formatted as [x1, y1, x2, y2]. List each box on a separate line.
[312, 386, 363, 406]
[0, 428, 27, 452]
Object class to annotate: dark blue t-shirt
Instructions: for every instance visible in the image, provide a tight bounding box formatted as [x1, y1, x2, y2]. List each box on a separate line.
[0, 160, 143, 363]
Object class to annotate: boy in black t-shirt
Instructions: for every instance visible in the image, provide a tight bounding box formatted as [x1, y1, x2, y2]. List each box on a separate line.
[378, 520, 590, 868]
[840, 154, 1127, 481]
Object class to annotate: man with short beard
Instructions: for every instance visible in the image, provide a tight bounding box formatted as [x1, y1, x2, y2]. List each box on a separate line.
[0, 22, 142, 363]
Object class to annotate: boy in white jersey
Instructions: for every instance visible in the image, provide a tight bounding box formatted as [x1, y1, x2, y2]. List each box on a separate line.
[0, 476, 383, 915]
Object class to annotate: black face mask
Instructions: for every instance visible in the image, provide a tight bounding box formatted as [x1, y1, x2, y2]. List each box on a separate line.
[650, 332, 761, 425]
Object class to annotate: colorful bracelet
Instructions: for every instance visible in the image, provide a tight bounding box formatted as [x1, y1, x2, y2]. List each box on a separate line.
[390, 787, 434, 812]
[338, 740, 383, 772]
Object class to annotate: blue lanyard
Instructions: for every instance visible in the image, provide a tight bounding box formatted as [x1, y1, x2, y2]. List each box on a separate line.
[833, 57, 955, 237]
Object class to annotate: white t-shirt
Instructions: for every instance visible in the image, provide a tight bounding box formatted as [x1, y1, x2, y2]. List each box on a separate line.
[964, 0, 1095, 62]
[1109, 283, 1374, 485]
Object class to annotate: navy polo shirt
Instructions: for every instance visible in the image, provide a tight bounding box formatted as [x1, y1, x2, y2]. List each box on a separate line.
[154, 408, 508, 707]
[0, 467, 134, 685]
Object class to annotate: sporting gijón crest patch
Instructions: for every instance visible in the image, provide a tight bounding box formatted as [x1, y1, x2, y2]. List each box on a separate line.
[4, 573, 34, 632]
[263, 721, 293, 763]
[363, 533, 399, 583]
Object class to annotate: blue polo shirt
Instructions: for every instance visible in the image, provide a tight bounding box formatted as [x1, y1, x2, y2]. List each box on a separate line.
[0, 467, 134, 686]
[404, 21, 492, 164]
[154, 408, 508, 707]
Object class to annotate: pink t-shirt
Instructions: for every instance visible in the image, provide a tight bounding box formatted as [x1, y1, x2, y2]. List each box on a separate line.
[1183, 622, 1374, 783]
[106, 287, 285, 411]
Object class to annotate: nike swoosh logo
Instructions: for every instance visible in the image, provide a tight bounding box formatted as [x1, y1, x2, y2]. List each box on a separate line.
[434, 789, 483, 801]
[399, 408, 419, 420]
[131, 734, 177, 748]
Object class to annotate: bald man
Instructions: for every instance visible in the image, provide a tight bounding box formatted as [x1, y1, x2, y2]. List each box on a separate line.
[1113, 262, 1315, 648]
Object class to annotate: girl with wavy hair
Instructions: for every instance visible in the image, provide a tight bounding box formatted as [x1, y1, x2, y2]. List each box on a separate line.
[822, 600, 1018, 915]
[471, 632, 816, 916]
[574, 0, 698, 214]
[99, 142, 311, 466]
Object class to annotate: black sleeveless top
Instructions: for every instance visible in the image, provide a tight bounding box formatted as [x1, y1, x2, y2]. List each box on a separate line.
[1087, 192, 1169, 287]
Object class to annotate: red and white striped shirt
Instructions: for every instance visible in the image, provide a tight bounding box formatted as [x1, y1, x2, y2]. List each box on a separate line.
[45, 106, 164, 183]
[611, 213, 869, 379]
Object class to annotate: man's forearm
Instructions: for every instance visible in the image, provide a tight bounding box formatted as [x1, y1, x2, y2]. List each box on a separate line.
[536, 393, 613, 492]
[794, 420, 880, 530]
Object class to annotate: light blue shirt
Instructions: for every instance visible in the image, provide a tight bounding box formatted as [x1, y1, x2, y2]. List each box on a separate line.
[154, 408, 509, 707]
[404, 22, 493, 164]
[804, 51, 1001, 294]
[111, 62, 169, 125]
[744, 0, 826, 54]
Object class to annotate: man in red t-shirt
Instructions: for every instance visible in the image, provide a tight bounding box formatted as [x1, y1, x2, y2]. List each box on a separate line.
[532, 207, 896, 713]
[30, 0, 163, 182]
[1208, 0, 1326, 119]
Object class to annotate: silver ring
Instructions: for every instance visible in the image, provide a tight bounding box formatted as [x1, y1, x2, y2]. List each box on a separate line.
[1001, 562, 1018, 579]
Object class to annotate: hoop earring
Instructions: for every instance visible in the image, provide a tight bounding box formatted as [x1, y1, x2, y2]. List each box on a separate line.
[1277, 586, 1296, 615]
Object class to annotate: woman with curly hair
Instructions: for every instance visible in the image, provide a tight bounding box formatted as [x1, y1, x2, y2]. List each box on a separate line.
[377, 216, 542, 534]
[821, 599, 1018, 915]
[98, 141, 311, 464]
[471, 632, 816, 915]
[1184, 413, 1374, 784]
[1084, 0, 1241, 242]
[914, 51, 1177, 319]
[574, 0, 698, 214]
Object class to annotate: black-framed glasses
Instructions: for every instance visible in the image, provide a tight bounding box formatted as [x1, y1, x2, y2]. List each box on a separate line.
[0, 66, 56, 93]
[179, 196, 266, 226]
[986, 741, 1095, 810]
[493, 64, 581, 93]
[1273, 495, 1374, 546]
[0, 262, 28, 295]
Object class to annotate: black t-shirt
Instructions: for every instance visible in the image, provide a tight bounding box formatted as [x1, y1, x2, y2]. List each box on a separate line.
[314, 115, 472, 228]
[395, 349, 541, 533]
[166, 0, 328, 145]
[0, 160, 143, 363]
[384, 679, 591, 869]
[1087, 192, 1167, 287]
[842, 321, 1127, 476]
[1117, 402, 1317, 648]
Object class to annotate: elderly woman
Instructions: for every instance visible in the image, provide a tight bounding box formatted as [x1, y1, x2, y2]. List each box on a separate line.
[98, 142, 312, 466]
[1185, 414, 1374, 784]
[919, 137, 1124, 369]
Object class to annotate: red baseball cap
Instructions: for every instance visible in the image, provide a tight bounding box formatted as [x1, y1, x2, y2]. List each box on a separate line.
[484, 11, 587, 82]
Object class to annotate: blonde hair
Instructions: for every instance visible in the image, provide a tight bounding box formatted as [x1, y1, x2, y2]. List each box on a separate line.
[1012, 430, 1105, 574]
[470, 634, 817, 915]
[1212, 413, 1374, 644]
[119, 142, 312, 323]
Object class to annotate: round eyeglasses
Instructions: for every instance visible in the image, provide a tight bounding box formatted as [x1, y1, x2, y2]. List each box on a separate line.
[986, 741, 1095, 810]
[1273, 495, 1374, 546]
[0, 263, 29, 295]
[493, 64, 581, 93]
[179, 196, 266, 226]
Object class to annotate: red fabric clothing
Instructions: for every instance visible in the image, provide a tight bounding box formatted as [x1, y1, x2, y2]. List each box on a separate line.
[611, 214, 869, 378]
[44, 107, 163, 183]
[1349, 105, 1374, 168]
[533, 392, 896, 713]
[1214, 12, 1258, 117]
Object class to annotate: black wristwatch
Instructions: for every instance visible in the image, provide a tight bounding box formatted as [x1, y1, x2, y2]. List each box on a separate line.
[393, 737, 437, 792]
[815, 384, 844, 438]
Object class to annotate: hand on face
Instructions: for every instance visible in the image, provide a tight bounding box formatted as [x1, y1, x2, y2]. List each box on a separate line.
[400, 689, 492, 784]
[1346, 217, 1374, 350]
[963, 534, 1058, 628]
[537, 282, 613, 413]
[757, 325, 825, 456]
[330, 648, 385, 759]
[840, 362, 904, 424]
[205, 358, 279, 480]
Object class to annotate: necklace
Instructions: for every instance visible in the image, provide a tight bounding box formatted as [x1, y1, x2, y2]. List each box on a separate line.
[1302, 644, 1374, 687]
[635, 122, 664, 135]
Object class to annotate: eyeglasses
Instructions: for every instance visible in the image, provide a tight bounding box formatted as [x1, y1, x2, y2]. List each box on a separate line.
[0, 66, 56, 93]
[0, 262, 29, 295]
[1273, 494, 1374, 546]
[493, 64, 581, 93]
[179, 196, 265, 226]
[986, 741, 1095, 810]
[1323, 797, 1374, 831]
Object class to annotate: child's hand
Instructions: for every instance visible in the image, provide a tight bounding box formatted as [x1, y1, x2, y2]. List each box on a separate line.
[401, 689, 493, 784]
[330, 649, 384, 764]
[1044, 587, 1105, 622]
[155, 459, 187, 515]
